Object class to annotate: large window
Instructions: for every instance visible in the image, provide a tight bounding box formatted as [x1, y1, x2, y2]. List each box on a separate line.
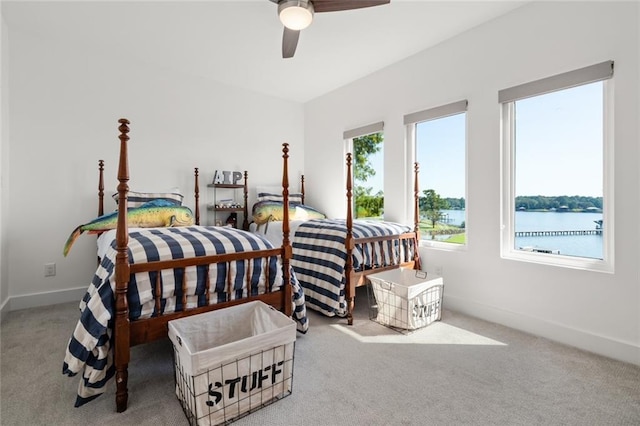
[344, 122, 384, 219]
[500, 61, 614, 271]
[405, 100, 467, 247]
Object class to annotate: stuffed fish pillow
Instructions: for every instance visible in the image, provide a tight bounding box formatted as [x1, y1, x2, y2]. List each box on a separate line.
[252, 201, 325, 225]
[63, 199, 194, 256]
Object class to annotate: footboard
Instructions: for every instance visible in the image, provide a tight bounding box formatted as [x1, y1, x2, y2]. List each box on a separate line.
[126, 247, 290, 345]
[345, 232, 420, 320]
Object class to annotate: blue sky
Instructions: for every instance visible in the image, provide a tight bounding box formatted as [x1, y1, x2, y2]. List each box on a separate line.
[514, 82, 603, 197]
[416, 113, 466, 199]
[359, 81, 603, 199]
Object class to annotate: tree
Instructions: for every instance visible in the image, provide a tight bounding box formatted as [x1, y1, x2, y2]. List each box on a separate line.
[513, 195, 603, 211]
[421, 189, 447, 228]
[353, 133, 384, 217]
[353, 133, 383, 182]
[443, 197, 465, 210]
[355, 189, 384, 218]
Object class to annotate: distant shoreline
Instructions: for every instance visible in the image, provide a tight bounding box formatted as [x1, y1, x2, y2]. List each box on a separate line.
[517, 209, 602, 213]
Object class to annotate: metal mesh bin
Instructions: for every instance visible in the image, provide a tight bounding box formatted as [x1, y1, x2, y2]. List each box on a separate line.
[367, 268, 443, 333]
[168, 301, 296, 425]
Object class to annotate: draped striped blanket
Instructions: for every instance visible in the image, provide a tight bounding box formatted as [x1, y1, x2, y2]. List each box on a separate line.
[62, 226, 307, 407]
[291, 219, 414, 317]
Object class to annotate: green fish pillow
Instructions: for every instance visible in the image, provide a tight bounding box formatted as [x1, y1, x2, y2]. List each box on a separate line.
[63, 200, 195, 256]
[252, 201, 326, 225]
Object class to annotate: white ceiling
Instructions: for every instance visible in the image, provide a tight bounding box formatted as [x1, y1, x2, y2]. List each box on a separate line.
[2, 0, 527, 103]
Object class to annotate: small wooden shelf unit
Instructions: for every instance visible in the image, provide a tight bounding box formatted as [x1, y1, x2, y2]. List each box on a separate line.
[207, 172, 249, 230]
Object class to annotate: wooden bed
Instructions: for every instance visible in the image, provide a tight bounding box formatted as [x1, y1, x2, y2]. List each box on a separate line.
[250, 148, 422, 325]
[342, 153, 422, 325]
[63, 119, 304, 413]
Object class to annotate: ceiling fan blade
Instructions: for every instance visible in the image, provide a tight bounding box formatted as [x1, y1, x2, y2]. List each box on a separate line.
[312, 0, 390, 13]
[282, 27, 300, 58]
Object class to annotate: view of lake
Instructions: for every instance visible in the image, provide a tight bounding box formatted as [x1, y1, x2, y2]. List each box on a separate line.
[437, 209, 603, 259]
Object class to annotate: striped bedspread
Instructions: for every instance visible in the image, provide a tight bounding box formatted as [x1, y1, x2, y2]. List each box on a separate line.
[62, 226, 308, 407]
[291, 219, 414, 317]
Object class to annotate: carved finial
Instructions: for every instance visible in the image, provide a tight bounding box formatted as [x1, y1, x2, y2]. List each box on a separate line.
[282, 144, 290, 190]
[118, 118, 130, 140]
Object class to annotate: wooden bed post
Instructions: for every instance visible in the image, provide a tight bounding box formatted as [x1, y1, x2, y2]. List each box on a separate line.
[194, 167, 200, 225]
[300, 175, 305, 205]
[242, 171, 249, 231]
[114, 118, 131, 413]
[98, 160, 105, 217]
[281, 144, 292, 317]
[96, 160, 106, 266]
[413, 162, 422, 270]
[345, 153, 355, 326]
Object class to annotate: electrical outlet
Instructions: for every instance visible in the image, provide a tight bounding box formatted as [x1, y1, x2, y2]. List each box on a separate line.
[435, 266, 443, 276]
[44, 263, 56, 277]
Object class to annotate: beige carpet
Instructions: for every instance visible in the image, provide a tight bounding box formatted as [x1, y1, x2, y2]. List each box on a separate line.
[2, 289, 639, 425]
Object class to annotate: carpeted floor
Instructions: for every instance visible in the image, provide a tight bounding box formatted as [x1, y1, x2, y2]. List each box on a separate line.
[2, 288, 639, 425]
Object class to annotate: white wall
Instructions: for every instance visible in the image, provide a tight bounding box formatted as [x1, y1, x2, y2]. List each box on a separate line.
[305, 1, 640, 365]
[0, 9, 9, 321]
[3, 26, 304, 311]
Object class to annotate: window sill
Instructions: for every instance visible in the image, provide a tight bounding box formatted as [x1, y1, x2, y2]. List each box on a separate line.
[501, 249, 613, 273]
[420, 239, 468, 252]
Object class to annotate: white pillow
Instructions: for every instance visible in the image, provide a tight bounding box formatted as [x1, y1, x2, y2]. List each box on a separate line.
[112, 187, 184, 208]
[256, 185, 303, 205]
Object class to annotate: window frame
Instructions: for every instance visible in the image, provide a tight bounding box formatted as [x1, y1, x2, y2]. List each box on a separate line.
[405, 100, 469, 251]
[499, 62, 614, 272]
[343, 121, 385, 220]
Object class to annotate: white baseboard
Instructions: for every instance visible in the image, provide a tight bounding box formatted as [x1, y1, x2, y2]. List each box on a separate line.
[2, 287, 87, 314]
[444, 294, 640, 367]
[0, 296, 9, 323]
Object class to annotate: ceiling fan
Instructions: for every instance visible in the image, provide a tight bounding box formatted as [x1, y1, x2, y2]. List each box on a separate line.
[268, 0, 391, 58]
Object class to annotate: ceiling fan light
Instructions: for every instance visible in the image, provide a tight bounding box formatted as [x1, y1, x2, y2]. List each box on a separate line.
[279, 1, 314, 31]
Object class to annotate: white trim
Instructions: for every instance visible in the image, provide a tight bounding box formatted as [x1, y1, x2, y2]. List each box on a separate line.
[602, 78, 615, 272]
[421, 239, 468, 252]
[4, 287, 87, 312]
[445, 294, 639, 366]
[0, 296, 9, 323]
[500, 101, 516, 260]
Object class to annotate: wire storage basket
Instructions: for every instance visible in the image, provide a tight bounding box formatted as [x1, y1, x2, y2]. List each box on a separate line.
[368, 268, 443, 334]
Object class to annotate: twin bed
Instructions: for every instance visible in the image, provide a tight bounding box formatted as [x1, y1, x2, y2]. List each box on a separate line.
[251, 154, 422, 324]
[63, 118, 422, 412]
[63, 119, 306, 412]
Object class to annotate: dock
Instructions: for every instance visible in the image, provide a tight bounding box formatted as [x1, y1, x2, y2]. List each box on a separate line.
[515, 229, 602, 237]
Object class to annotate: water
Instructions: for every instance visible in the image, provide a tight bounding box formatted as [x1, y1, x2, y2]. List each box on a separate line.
[514, 211, 603, 259]
[435, 210, 603, 259]
[438, 209, 466, 226]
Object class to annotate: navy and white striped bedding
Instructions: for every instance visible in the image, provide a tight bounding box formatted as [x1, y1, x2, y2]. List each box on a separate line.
[62, 226, 307, 407]
[291, 219, 414, 317]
